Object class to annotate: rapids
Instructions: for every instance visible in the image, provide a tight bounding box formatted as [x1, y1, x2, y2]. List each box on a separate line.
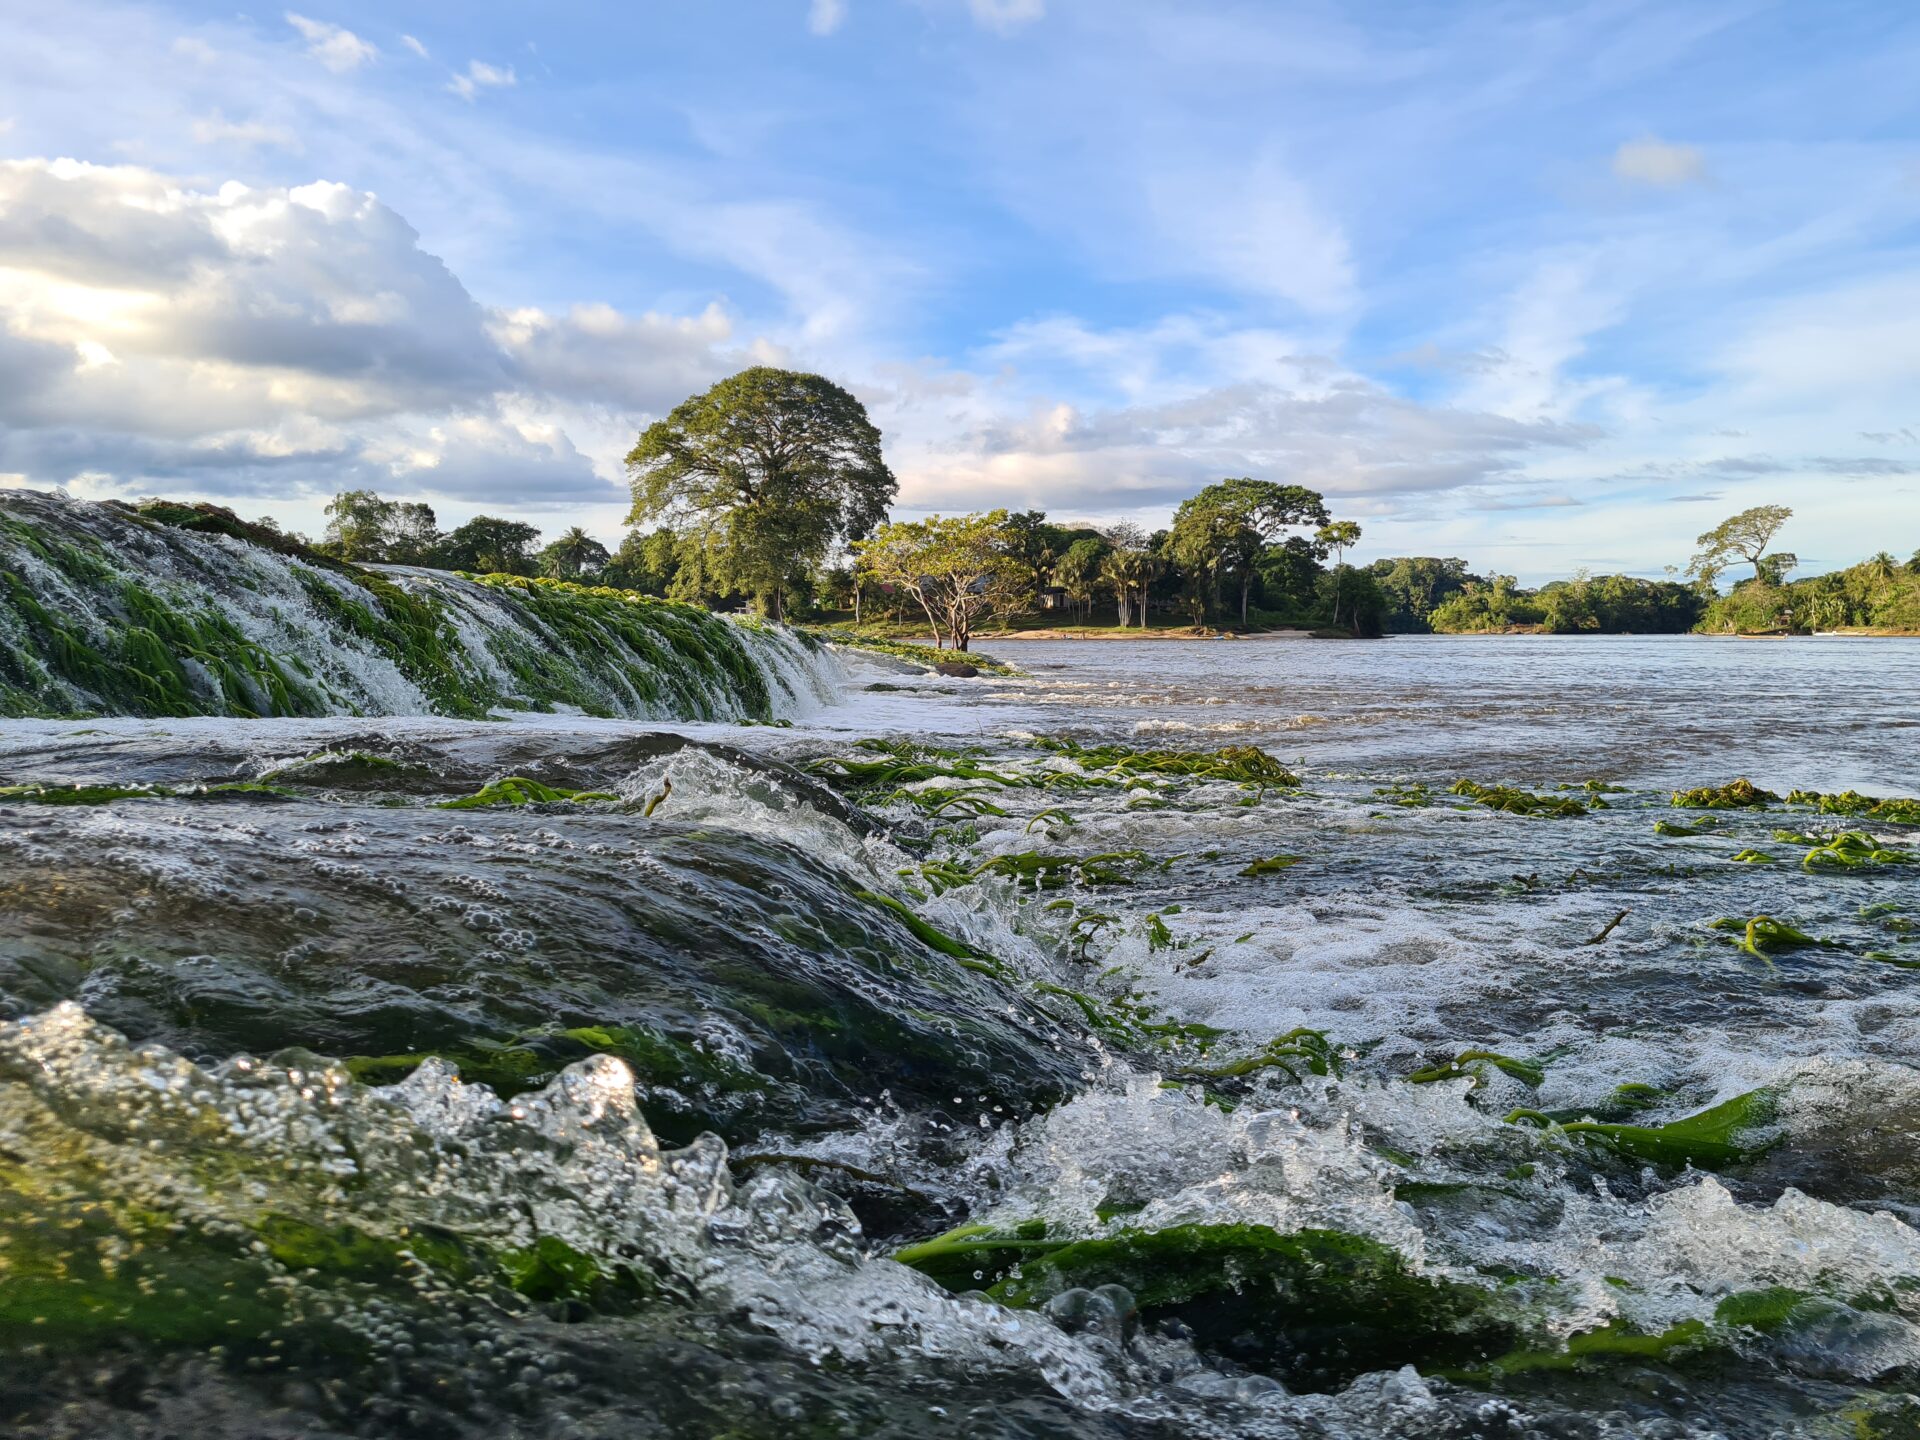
[2, 498, 1919, 1439]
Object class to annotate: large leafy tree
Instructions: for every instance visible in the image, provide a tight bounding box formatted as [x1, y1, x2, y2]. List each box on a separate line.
[320, 491, 441, 565]
[1169, 479, 1330, 626]
[384, 502, 442, 565]
[438, 516, 542, 575]
[602, 528, 686, 597]
[1688, 505, 1792, 585]
[322, 490, 397, 561]
[854, 510, 1030, 651]
[538, 526, 611, 581]
[625, 368, 896, 620]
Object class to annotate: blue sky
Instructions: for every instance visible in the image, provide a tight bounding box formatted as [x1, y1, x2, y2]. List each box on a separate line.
[1, 1, 1917, 579]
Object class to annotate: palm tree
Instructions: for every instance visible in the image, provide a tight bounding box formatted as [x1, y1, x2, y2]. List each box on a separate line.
[540, 527, 611, 580]
[1317, 520, 1362, 625]
[1099, 525, 1157, 627]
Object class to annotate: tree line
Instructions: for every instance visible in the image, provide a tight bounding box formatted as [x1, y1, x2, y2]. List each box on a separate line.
[289, 370, 1915, 644]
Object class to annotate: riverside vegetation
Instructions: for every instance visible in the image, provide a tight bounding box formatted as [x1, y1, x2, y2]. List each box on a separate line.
[263, 367, 1919, 643]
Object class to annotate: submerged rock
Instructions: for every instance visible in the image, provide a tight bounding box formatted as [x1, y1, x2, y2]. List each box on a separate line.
[0, 735, 1087, 1147]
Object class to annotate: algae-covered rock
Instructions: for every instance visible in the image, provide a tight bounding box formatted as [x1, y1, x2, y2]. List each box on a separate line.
[977, 1222, 1524, 1391]
[1671, 778, 1780, 809]
[0, 737, 1085, 1147]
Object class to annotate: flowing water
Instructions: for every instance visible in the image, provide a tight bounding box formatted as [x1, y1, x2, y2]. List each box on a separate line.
[3, 506, 1920, 1439]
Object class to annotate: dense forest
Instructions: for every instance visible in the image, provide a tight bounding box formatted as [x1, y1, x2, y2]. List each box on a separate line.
[227, 370, 1916, 643]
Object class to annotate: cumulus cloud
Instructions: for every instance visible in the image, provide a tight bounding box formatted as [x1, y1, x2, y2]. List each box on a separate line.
[808, 0, 848, 36]
[886, 362, 1599, 516]
[364, 414, 618, 506]
[493, 301, 771, 411]
[284, 12, 377, 73]
[449, 60, 516, 102]
[0, 158, 730, 506]
[1611, 135, 1707, 187]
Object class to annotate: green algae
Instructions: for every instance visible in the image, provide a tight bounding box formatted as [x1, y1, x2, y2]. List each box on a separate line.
[1708, 914, 1837, 958]
[1505, 1086, 1779, 1170]
[981, 1223, 1523, 1390]
[1672, 778, 1780, 809]
[1799, 830, 1915, 870]
[1785, 788, 1920, 826]
[801, 627, 1018, 675]
[972, 849, 1153, 889]
[2, 560, 326, 720]
[0, 781, 296, 806]
[1030, 737, 1302, 786]
[470, 573, 779, 721]
[1374, 782, 1435, 807]
[1180, 1027, 1340, 1082]
[1653, 817, 1722, 836]
[1450, 1285, 1880, 1387]
[343, 1023, 766, 1105]
[1448, 780, 1591, 817]
[808, 754, 1033, 790]
[1408, 1049, 1545, 1089]
[3, 498, 800, 722]
[1610, 1082, 1669, 1114]
[890, 1217, 1063, 1291]
[435, 776, 620, 809]
[850, 889, 1005, 976]
[1240, 853, 1305, 876]
[1444, 1317, 1713, 1382]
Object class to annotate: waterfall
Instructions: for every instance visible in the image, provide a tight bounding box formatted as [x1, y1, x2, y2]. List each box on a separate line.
[0, 488, 840, 722]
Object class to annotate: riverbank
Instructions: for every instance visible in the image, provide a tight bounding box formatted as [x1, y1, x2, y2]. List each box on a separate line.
[982, 625, 1319, 641]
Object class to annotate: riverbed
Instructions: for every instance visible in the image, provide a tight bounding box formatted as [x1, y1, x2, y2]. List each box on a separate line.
[3, 633, 1918, 1438]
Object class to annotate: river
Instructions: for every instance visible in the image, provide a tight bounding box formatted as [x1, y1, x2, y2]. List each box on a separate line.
[3, 629, 1918, 1438]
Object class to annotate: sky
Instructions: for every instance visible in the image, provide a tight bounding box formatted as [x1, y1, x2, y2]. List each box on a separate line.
[1, 0, 1917, 580]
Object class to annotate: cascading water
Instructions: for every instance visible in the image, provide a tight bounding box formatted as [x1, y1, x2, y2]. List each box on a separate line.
[3, 504, 1920, 1439]
[0, 488, 838, 723]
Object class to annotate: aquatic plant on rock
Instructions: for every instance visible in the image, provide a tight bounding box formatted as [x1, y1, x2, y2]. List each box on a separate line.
[977, 1223, 1526, 1391]
[1671, 778, 1780, 809]
[1505, 1086, 1780, 1170]
[1448, 780, 1591, 818]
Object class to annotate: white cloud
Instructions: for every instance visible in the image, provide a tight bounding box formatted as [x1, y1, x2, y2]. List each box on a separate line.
[284, 12, 378, 73]
[448, 59, 516, 102]
[190, 111, 300, 151]
[401, 34, 430, 60]
[0, 157, 740, 506]
[1144, 151, 1355, 313]
[493, 301, 764, 410]
[808, 0, 848, 37]
[969, 0, 1044, 33]
[875, 318, 1599, 519]
[1611, 135, 1707, 187]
